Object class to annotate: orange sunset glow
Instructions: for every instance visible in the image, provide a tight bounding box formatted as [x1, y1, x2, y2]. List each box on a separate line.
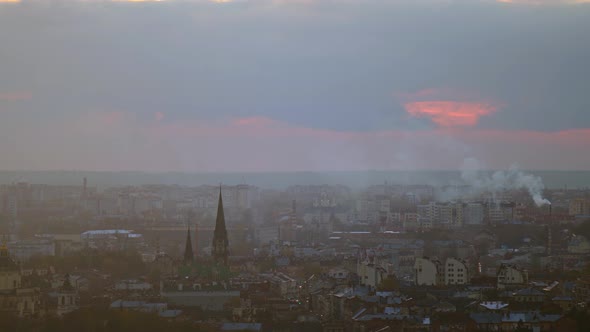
[404, 101, 498, 127]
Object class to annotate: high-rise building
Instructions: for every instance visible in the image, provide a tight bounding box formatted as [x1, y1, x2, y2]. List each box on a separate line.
[438, 203, 463, 227]
[212, 188, 229, 266]
[236, 184, 251, 209]
[486, 202, 515, 225]
[4, 193, 17, 220]
[464, 203, 484, 225]
[82, 177, 87, 199]
[417, 202, 437, 226]
[416, 202, 463, 228]
[569, 198, 590, 216]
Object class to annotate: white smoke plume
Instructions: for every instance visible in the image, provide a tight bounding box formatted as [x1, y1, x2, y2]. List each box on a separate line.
[458, 158, 551, 207]
[436, 158, 551, 206]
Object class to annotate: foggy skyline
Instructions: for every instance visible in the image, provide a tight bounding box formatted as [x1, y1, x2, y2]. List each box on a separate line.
[1, 0, 589, 172]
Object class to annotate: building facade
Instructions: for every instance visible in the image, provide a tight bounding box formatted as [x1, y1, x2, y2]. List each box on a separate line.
[414, 257, 444, 286]
[444, 258, 470, 285]
[497, 264, 528, 290]
[0, 245, 40, 317]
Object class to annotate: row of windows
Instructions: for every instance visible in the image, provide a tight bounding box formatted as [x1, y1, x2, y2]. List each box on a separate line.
[498, 277, 517, 281]
[447, 267, 465, 271]
[448, 279, 466, 284]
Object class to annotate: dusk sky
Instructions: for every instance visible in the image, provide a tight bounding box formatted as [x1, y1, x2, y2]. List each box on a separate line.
[1, 0, 589, 172]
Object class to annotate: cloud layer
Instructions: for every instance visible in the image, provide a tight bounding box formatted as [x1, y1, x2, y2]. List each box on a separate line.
[405, 101, 497, 127]
[0, 0, 589, 172]
[1, 111, 589, 172]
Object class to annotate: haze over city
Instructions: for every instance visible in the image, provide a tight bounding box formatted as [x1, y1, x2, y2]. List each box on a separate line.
[2, 1, 590, 332]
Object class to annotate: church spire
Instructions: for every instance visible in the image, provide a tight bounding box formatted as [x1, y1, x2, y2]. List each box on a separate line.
[212, 186, 229, 265]
[183, 225, 194, 264]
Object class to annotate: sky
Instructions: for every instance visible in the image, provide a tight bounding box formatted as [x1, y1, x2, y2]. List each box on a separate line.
[0, 0, 589, 172]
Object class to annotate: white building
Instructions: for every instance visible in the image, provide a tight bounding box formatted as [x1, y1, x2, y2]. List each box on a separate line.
[414, 257, 444, 286]
[5, 194, 17, 220]
[497, 264, 528, 289]
[261, 272, 298, 299]
[417, 202, 463, 228]
[444, 258, 470, 285]
[357, 249, 387, 289]
[417, 202, 437, 224]
[0, 245, 40, 317]
[8, 240, 55, 261]
[114, 279, 153, 291]
[439, 203, 463, 228]
[357, 261, 386, 289]
[47, 276, 79, 316]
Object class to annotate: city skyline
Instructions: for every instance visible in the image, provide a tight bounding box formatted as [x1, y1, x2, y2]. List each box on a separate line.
[2, 1, 590, 330]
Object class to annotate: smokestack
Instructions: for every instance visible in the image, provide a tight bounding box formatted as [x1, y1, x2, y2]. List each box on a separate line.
[546, 225, 552, 256]
[292, 200, 297, 215]
[83, 177, 87, 199]
[195, 223, 199, 258]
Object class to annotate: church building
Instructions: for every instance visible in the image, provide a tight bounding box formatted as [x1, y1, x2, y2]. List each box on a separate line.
[179, 186, 230, 278]
[211, 187, 229, 266]
[0, 244, 40, 317]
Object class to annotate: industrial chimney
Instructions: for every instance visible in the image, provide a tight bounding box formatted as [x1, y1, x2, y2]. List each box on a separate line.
[82, 177, 87, 199]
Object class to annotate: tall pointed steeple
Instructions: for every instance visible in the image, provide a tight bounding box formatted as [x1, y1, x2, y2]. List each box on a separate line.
[183, 225, 194, 264]
[212, 186, 229, 265]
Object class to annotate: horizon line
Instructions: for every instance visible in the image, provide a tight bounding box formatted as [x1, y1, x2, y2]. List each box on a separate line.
[1, 169, 590, 174]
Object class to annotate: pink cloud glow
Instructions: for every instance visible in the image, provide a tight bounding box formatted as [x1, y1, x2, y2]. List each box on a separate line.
[230, 116, 279, 127]
[138, 116, 590, 171]
[0, 91, 32, 101]
[100, 111, 126, 126]
[3, 113, 589, 172]
[405, 101, 497, 127]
